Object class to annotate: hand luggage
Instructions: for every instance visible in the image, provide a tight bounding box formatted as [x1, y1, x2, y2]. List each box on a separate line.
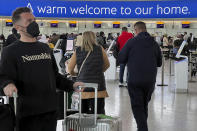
[57, 75, 78, 120]
[64, 114, 122, 131]
[0, 92, 17, 131]
[57, 90, 65, 120]
[62, 83, 122, 131]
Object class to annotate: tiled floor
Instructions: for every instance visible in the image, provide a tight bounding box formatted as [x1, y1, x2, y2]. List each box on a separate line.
[57, 59, 197, 131]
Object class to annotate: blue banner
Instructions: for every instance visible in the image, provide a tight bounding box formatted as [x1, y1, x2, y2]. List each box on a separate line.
[0, 0, 196, 19]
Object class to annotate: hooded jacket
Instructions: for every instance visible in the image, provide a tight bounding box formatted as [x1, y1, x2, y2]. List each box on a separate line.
[118, 32, 162, 84]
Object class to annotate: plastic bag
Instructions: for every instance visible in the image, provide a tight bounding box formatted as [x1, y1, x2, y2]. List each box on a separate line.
[71, 92, 80, 110]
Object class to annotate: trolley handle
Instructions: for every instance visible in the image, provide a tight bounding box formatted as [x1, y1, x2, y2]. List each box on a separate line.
[12, 92, 18, 115]
[78, 83, 98, 126]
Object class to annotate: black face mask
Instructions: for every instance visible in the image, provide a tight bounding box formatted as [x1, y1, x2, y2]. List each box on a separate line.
[26, 21, 40, 38]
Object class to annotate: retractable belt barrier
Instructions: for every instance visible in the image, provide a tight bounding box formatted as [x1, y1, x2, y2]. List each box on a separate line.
[157, 49, 168, 87]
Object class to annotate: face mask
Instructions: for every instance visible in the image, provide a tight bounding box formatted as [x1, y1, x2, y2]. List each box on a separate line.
[19, 21, 40, 38]
[26, 21, 40, 37]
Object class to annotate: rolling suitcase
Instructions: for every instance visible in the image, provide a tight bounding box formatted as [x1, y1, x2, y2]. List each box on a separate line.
[62, 83, 122, 131]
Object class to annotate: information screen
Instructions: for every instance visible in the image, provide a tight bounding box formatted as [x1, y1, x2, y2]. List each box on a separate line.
[6, 22, 13, 27]
[66, 40, 74, 51]
[182, 24, 190, 28]
[113, 24, 120, 28]
[94, 24, 101, 28]
[51, 23, 58, 27]
[69, 23, 76, 28]
[176, 41, 187, 58]
[157, 24, 164, 28]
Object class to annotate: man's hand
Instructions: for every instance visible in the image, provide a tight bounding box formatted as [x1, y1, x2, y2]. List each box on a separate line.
[73, 82, 84, 92]
[3, 83, 17, 97]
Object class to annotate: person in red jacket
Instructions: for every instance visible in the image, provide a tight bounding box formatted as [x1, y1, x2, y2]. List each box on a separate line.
[117, 27, 134, 87]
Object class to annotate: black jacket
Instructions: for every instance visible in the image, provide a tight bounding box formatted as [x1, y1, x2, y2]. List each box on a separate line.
[118, 32, 162, 84]
[0, 40, 74, 117]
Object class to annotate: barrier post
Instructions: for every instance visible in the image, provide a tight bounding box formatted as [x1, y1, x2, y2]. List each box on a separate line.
[157, 51, 168, 86]
[169, 51, 174, 76]
[189, 51, 196, 82]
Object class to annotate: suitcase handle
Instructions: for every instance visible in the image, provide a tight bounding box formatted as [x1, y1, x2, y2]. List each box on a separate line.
[79, 83, 98, 126]
[13, 92, 18, 115]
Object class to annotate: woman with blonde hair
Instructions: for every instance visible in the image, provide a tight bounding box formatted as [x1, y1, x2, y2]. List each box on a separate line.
[68, 31, 110, 114]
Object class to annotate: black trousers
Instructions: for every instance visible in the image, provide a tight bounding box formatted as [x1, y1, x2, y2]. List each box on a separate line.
[17, 112, 57, 131]
[82, 98, 105, 114]
[127, 82, 155, 131]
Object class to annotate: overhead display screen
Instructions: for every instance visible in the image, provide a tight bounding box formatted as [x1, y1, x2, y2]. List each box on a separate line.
[6, 22, 13, 27]
[0, 0, 196, 19]
[113, 24, 120, 28]
[69, 23, 76, 28]
[182, 24, 190, 28]
[94, 24, 101, 28]
[51, 23, 58, 27]
[157, 24, 164, 28]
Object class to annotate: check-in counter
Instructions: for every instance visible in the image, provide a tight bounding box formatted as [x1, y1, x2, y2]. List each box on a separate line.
[105, 52, 127, 82]
[174, 58, 188, 93]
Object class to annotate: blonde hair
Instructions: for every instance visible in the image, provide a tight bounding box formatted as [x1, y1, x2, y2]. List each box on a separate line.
[164, 34, 168, 37]
[81, 31, 98, 52]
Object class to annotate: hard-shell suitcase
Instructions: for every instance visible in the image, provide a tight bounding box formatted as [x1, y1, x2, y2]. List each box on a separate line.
[65, 114, 122, 131]
[62, 83, 122, 131]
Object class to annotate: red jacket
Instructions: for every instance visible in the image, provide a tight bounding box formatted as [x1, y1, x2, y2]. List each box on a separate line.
[117, 31, 134, 51]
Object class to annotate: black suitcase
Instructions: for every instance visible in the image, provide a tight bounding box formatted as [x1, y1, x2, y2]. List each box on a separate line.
[56, 90, 64, 120]
[0, 96, 15, 131]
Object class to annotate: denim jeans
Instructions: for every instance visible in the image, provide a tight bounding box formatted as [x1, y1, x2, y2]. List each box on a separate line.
[119, 64, 126, 83]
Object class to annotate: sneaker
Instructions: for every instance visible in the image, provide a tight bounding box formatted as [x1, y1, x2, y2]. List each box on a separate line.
[119, 82, 124, 87]
[123, 82, 128, 87]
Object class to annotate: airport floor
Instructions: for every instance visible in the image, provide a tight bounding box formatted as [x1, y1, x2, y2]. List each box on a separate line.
[57, 59, 197, 131]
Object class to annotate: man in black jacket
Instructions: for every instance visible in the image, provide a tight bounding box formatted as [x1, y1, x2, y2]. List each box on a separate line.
[118, 21, 162, 131]
[0, 7, 83, 131]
